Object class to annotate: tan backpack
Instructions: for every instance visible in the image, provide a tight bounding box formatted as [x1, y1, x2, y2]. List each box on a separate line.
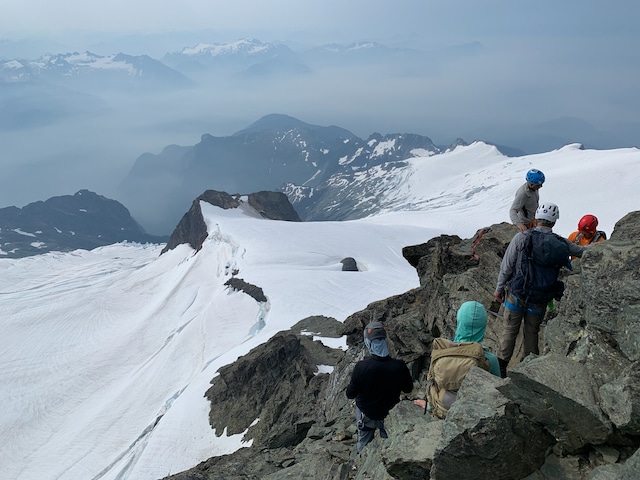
[425, 338, 490, 418]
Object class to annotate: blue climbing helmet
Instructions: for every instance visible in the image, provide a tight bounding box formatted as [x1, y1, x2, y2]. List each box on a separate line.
[526, 169, 545, 185]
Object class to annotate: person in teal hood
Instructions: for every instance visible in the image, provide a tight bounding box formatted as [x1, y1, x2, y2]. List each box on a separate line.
[414, 301, 501, 410]
[453, 301, 501, 377]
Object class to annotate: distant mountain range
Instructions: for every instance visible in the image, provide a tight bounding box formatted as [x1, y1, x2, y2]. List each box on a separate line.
[3, 111, 639, 257]
[0, 38, 478, 89]
[162, 38, 308, 76]
[118, 112, 531, 234]
[0, 190, 167, 258]
[0, 110, 519, 256]
[161, 38, 433, 78]
[1, 37, 629, 154]
[0, 51, 193, 90]
[117, 113, 454, 234]
[118, 112, 542, 235]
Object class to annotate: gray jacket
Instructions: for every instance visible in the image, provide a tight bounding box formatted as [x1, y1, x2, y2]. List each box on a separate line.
[495, 226, 587, 294]
[509, 182, 539, 227]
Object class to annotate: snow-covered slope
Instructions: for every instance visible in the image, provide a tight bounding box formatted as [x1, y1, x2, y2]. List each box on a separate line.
[1, 143, 639, 479]
[301, 142, 639, 236]
[0, 204, 439, 480]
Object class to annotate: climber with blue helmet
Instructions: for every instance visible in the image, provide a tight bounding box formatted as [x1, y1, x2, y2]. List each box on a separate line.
[509, 169, 545, 232]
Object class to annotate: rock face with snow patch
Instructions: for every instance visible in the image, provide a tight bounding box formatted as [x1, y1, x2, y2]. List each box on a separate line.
[164, 211, 640, 480]
[204, 330, 343, 450]
[161, 190, 300, 254]
[247, 191, 302, 221]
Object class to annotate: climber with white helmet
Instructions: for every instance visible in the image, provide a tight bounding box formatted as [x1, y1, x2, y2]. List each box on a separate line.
[493, 203, 587, 377]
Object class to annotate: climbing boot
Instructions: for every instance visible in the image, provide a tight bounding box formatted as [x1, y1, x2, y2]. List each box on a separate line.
[498, 357, 509, 378]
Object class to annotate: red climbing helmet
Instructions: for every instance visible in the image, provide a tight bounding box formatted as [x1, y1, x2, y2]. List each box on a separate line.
[578, 214, 598, 233]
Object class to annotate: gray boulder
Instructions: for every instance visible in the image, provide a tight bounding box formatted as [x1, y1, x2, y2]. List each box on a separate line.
[587, 445, 640, 479]
[498, 354, 612, 453]
[380, 401, 443, 479]
[599, 362, 640, 436]
[205, 330, 342, 449]
[247, 191, 302, 222]
[431, 368, 553, 480]
[340, 257, 359, 271]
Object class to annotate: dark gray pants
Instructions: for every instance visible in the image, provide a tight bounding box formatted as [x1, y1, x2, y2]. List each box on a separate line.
[499, 293, 547, 362]
[355, 406, 388, 452]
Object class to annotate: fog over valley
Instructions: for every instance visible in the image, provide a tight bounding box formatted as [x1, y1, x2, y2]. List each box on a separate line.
[1, 1, 639, 230]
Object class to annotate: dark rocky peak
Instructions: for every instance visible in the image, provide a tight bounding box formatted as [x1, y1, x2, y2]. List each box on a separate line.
[0, 189, 166, 258]
[119, 115, 367, 234]
[165, 210, 640, 480]
[232, 113, 357, 142]
[444, 137, 468, 152]
[365, 132, 440, 159]
[161, 190, 301, 254]
[247, 190, 302, 221]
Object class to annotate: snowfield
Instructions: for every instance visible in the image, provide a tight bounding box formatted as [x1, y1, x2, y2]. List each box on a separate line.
[1, 143, 639, 479]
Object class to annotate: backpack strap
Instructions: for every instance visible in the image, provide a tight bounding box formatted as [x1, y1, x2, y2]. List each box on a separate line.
[573, 232, 582, 245]
[576, 231, 606, 245]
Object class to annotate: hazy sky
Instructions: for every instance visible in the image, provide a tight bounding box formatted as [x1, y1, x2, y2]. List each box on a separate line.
[4, 1, 639, 51]
[1, 1, 639, 213]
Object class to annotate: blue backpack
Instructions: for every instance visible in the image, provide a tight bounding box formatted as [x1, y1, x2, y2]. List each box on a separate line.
[508, 230, 569, 304]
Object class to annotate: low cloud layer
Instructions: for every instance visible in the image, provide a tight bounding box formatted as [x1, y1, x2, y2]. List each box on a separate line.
[1, 1, 638, 211]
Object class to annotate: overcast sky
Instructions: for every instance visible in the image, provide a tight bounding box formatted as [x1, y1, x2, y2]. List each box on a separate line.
[1, 1, 639, 211]
[3, 1, 639, 50]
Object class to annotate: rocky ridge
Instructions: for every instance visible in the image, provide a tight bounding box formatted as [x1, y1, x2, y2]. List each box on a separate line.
[0, 189, 167, 258]
[164, 211, 640, 480]
[161, 190, 300, 254]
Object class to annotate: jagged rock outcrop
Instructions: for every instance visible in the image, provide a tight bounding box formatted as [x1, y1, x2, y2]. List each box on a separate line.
[161, 190, 300, 254]
[247, 191, 302, 222]
[163, 211, 640, 480]
[224, 277, 268, 303]
[203, 317, 345, 450]
[498, 354, 612, 454]
[429, 368, 553, 480]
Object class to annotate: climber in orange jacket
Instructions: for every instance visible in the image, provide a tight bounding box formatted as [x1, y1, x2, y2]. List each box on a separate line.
[568, 214, 607, 246]
[567, 214, 606, 260]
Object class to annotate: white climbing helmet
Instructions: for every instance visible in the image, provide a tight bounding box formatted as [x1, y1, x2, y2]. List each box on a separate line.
[535, 203, 560, 222]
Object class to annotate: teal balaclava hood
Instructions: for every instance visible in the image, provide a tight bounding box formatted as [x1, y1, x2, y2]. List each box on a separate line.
[453, 301, 487, 343]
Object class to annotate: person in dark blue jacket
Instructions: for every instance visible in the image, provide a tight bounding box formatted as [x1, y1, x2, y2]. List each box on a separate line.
[346, 321, 413, 452]
[494, 203, 587, 376]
